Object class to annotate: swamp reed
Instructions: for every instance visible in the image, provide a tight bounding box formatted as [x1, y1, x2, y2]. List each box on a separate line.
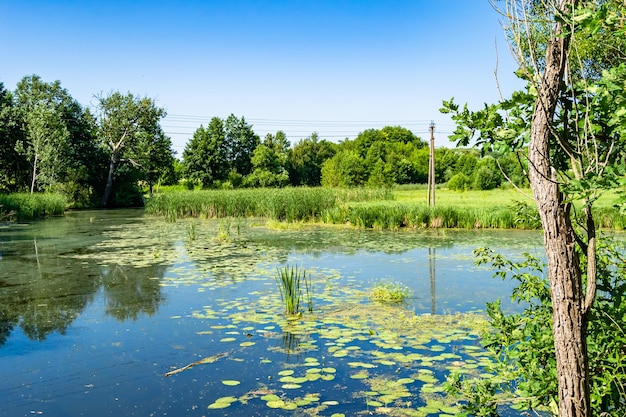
[145, 187, 393, 222]
[0, 193, 66, 221]
[275, 265, 313, 315]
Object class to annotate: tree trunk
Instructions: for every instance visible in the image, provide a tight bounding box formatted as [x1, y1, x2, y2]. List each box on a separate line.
[30, 153, 38, 194]
[101, 154, 117, 207]
[527, 0, 590, 415]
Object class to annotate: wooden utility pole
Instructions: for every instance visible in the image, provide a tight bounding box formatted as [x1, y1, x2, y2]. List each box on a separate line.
[427, 121, 435, 206]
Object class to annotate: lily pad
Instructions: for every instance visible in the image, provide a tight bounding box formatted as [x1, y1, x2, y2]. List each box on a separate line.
[221, 380, 240, 386]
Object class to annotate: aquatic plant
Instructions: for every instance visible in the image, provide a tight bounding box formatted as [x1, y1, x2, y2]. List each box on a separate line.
[368, 281, 412, 303]
[0, 193, 66, 221]
[144, 187, 393, 222]
[275, 265, 312, 315]
[186, 221, 196, 240]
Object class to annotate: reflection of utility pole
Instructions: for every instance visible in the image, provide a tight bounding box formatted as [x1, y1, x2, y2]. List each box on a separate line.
[428, 121, 436, 206]
[429, 247, 436, 314]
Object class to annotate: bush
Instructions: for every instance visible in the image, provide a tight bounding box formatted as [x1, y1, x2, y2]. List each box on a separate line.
[447, 173, 471, 191]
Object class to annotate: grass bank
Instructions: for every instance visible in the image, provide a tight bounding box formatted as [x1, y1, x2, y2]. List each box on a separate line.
[0, 193, 67, 221]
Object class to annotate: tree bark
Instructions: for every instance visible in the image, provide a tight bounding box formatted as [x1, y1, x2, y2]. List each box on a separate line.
[101, 154, 117, 207]
[527, 0, 590, 416]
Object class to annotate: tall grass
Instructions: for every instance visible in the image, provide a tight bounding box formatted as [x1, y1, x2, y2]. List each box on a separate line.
[145, 186, 624, 230]
[145, 187, 393, 222]
[0, 193, 66, 221]
[321, 200, 624, 230]
[275, 265, 313, 315]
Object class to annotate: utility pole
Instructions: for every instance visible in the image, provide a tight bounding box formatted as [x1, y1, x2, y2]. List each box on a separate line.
[428, 121, 436, 206]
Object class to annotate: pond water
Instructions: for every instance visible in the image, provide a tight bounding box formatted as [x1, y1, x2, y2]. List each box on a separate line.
[0, 210, 544, 416]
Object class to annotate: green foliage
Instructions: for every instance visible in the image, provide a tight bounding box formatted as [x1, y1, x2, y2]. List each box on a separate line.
[96, 91, 170, 207]
[321, 150, 367, 187]
[287, 132, 336, 186]
[145, 187, 393, 222]
[448, 241, 626, 416]
[0, 193, 66, 220]
[368, 281, 412, 303]
[447, 173, 471, 191]
[275, 265, 312, 315]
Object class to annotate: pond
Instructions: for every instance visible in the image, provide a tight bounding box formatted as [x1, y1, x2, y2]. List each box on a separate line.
[0, 210, 544, 416]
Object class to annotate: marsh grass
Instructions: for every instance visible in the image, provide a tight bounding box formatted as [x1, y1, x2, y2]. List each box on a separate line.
[146, 186, 624, 230]
[275, 265, 312, 315]
[0, 193, 66, 221]
[368, 281, 413, 303]
[145, 187, 393, 222]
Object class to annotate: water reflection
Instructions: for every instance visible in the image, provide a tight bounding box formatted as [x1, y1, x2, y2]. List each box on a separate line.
[0, 211, 168, 346]
[429, 246, 436, 314]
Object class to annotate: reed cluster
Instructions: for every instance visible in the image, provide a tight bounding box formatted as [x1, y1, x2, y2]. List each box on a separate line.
[321, 202, 523, 229]
[145, 187, 393, 222]
[0, 193, 66, 221]
[275, 265, 313, 315]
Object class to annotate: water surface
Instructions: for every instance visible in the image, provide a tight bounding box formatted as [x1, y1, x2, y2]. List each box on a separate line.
[0, 210, 544, 416]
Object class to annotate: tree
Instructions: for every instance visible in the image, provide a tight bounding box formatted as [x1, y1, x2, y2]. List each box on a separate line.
[224, 114, 260, 176]
[95, 92, 167, 207]
[182, 117, 228, 187]
[320, 150, 367, 187]
[442, 1, 626, 415]
[0, 83, 28, 192]
[135, 128, 176, 194]
[245, 131, 290, 187]
[13, 75, 94, 194]
[288, 133, 336, 186]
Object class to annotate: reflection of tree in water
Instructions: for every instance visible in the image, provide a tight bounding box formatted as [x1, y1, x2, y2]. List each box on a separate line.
[0, 240, 99, 343]
[0, 233, 168, 345]
[101, 264, 166, 321]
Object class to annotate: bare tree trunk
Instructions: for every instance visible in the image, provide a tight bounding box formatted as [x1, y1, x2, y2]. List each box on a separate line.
[30, 154, 38, 194]
[101, 155, 117, 207]
[528, 0, 590, 415]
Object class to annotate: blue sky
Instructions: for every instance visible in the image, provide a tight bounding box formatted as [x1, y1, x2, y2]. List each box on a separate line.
[1, 1, 523, 154]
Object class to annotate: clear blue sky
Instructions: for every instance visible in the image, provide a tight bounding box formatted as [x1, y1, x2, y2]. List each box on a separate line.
[1, 1, 523, 154]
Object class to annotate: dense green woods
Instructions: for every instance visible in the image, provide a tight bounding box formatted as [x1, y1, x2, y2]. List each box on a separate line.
[0, 74, 528, 213]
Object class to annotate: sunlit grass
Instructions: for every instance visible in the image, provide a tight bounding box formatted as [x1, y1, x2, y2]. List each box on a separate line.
[145, 187, 393, 222]
[0, 193, 66, 221]
[145, 186, 624, 230]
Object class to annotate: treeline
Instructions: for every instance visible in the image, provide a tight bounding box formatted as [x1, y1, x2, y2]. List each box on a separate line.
[0, 75, 176, 207]
[0, 74, 528, 209]
[181, 120, 528, 191]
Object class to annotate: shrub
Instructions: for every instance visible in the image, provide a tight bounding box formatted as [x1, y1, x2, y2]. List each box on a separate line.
[447, 173, 471, 191]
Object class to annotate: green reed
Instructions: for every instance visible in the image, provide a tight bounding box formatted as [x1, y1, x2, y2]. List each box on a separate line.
[145, 187, 393, 222]
[0, 193, 66, 221]
[275, 265, 312, 315]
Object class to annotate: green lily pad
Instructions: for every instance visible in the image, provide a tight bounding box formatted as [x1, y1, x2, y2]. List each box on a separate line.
[221, 380, 240, 386]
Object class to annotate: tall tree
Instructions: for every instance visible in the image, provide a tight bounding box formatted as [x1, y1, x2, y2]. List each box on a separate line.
[20, 102, 70, 193]
[14, 76, 80, 193]
[442, 1, 626, 415]
[95, 92, 166, 207]
[224, 114, 259, 176]
[182, 117, 228, 187]
[245, 131, 290, 187]
[288, 133, 336, 186]
[0, 83, 28, 192]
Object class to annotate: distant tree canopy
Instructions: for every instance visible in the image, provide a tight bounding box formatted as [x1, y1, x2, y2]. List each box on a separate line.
[0, 73, 530, 207]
